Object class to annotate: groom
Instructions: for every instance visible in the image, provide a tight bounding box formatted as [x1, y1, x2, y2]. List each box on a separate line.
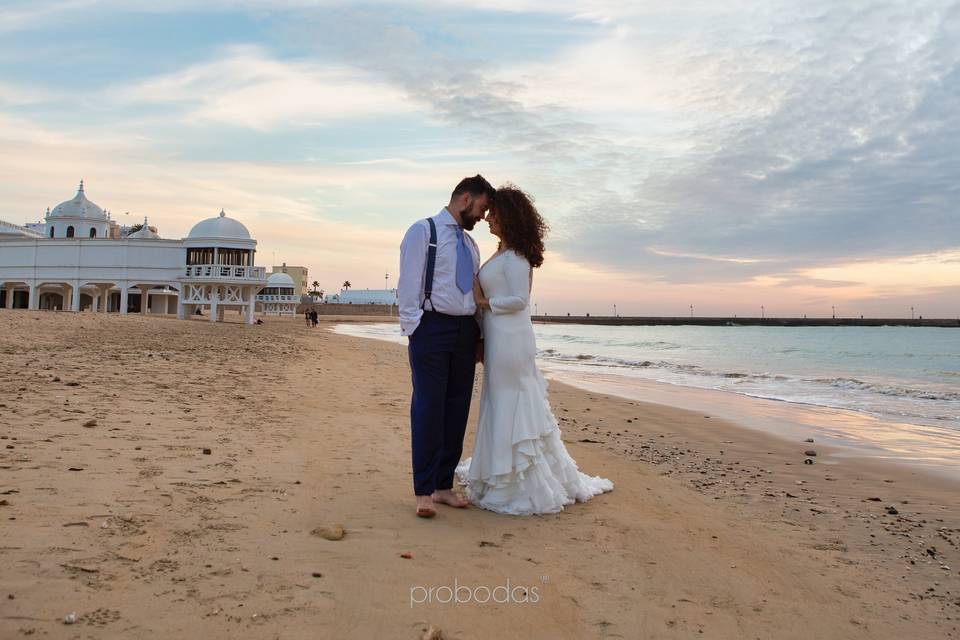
[397, 175, 494, 518]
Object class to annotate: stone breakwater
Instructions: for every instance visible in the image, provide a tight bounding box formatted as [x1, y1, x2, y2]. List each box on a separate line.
[534, 316, 960, 327]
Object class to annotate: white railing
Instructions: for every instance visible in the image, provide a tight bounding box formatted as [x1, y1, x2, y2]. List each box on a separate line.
[256, 294, 299, 302]
[0, 219, 44, 238]
[183, 264, 267, 281]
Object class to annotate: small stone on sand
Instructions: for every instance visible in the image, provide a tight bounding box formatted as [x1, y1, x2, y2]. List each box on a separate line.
[311, 524, 345, 541]
[421, 624, 444, 640]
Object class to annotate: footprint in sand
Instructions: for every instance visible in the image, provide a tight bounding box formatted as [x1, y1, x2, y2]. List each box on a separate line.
[82, 608, 122, 626]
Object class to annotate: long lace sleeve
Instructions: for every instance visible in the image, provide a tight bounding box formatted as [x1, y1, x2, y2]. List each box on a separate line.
[488, 252, 531, 315]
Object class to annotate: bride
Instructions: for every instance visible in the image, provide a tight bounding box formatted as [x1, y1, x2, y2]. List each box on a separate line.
[456, 185, 613, 516]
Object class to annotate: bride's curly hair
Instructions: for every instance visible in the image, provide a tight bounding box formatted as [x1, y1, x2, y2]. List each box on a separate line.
[494, 184, 548, 268]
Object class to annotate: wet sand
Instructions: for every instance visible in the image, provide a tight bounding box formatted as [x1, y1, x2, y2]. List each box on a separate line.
[0, 310, 957, 639]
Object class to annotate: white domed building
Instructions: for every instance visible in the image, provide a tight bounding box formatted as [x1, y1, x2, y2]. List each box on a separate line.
[0, 182, 270, 324]
[179, 209, 266, 323]
[45, 180, 114, 239]
[127, 217, 161, 240]
[257, 271, 299, 316]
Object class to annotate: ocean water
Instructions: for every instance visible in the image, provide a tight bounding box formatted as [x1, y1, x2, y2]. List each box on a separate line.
[334, 322, 960, 434]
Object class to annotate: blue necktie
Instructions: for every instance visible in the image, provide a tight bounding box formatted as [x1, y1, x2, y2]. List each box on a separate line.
[455, 227, 473, 294]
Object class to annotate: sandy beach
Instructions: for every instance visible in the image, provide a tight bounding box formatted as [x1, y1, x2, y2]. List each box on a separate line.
[1, 310, 957, 639]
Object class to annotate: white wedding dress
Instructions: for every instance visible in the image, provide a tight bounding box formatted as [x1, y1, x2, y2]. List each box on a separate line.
[455, 250, 613, 515]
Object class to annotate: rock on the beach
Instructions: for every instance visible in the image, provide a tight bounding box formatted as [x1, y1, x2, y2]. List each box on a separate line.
[886, 505, 899, 515]
[82, 419, 97, 428]
[63, 612, 77, 624]
[421, 624, 444, 640]
[311, 524, 345, 541]
[804, 450, 817, 456]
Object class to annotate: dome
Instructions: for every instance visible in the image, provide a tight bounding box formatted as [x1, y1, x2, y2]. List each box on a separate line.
[187, 209, 251, 240]
[128, 217, 160, 239]
[267, 272, 295, 287]
[49, 180, 106, 220]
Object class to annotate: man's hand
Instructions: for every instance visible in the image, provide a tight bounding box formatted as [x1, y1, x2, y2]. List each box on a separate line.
[473, 276, 489, 309]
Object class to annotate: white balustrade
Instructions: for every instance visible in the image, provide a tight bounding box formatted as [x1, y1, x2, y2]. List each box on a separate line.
[182, 264, 266, 281]
[256, 294, 299, 302]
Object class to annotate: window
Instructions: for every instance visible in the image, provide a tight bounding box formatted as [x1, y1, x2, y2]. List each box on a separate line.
[66, 226, 75, 238]
[49, 227, 55, 238]
[89, 228, 97, 238]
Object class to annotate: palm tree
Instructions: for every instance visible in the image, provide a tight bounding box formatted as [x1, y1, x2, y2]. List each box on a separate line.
[126, 223, 143, 236]
[342, 280, 351, 291]
[311, 280, 320, 294]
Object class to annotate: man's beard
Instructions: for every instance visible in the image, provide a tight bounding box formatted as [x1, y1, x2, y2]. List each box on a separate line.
[461, 201, 482, 231]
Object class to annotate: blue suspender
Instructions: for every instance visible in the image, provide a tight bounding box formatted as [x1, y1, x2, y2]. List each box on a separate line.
[422, 218, 438, 311]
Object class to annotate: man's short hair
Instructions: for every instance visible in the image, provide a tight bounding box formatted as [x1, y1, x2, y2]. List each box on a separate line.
[451, 174, 495, 201]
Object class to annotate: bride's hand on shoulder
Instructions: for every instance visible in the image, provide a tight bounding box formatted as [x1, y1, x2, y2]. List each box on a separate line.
[473, 276, 489, 309]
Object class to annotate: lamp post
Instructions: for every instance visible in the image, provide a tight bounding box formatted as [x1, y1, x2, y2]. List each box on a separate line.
[384, 271, 391, 316]
[832, 305, 836, 319]
[761, 305, 765, 319]
[613, 303, 617, 317]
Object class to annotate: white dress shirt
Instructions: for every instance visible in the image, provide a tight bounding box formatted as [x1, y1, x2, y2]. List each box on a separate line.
[398, 208, 480, 336]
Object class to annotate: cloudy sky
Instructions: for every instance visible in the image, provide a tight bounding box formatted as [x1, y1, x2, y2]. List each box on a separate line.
[1, 0, 958, 317]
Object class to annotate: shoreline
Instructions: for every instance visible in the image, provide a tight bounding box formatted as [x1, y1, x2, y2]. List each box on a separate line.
[333, 321, 960, 482]
[539, 364, 960, 482]
[297, 305, 960, 327]
[1, 311, 957, 638]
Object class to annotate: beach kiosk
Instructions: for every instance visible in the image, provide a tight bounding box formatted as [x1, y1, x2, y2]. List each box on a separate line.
[256, 271, 299, 317]
[177, 209, 267, 324]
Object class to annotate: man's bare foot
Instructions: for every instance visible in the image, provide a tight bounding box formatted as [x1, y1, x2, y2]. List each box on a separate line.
[416, 495, 436, 518]
[432, 489, 470, 508]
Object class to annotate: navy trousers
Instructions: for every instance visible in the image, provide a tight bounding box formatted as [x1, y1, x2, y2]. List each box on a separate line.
[408, 310, 480, 496]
